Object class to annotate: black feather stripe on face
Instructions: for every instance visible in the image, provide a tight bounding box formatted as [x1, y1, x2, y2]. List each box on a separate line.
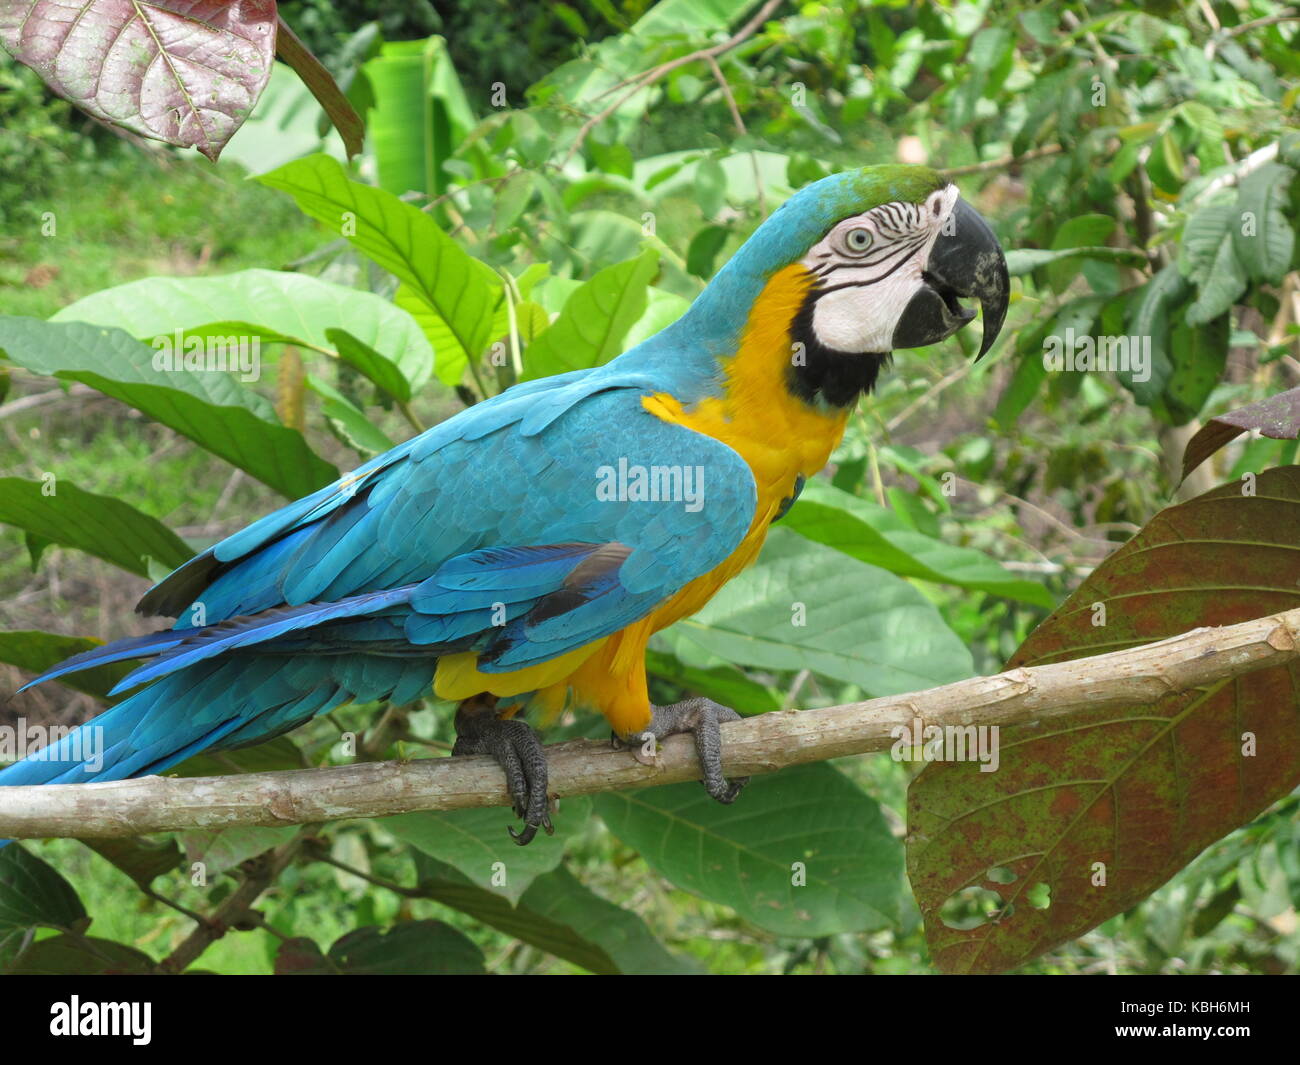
[787, 286, 891, 408]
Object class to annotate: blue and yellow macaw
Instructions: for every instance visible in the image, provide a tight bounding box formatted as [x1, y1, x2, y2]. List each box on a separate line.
[1, 165, 1007, 843]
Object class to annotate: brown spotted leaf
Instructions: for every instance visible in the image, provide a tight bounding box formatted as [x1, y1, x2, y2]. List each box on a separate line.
[0, 0, 277, 161]
[908, 466, 1300, 974]
[1182, 386, 1300, 484]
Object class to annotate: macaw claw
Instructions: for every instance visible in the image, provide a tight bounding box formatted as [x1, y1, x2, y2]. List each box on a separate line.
[615, 697, 749, 804]
[453, 699, 554, 846]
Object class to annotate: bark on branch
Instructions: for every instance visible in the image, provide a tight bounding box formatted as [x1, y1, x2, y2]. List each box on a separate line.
[3, 608, 1299, 840]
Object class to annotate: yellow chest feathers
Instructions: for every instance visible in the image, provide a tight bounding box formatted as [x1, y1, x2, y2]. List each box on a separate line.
[641, 263, 851, 624]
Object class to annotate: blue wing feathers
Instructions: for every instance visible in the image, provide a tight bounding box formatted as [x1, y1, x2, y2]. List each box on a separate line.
[4, 371, 757, 792]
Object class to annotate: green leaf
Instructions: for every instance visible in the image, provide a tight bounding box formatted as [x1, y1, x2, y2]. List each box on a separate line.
[412, 855, 700, 974]
[686, 224, 731, 279]
[1234, 162, 1296, 283]
[993, 354, 1047, 429]
[83, 837, 183, 890]
[594, 764, 902, 936]
[1004, 246, 1146, 277]
[325, 327, 412, 403]
[277, 920, 484, 974]
[493, 169, 537, 233]
[382, 797, 592, 903]
[646, 638, 782, 716]
[1180, 203, 1248, 325]
[0, 477, 191, 577]
[179, 826, 299, 876]
[675, 527, 974, 695]
[0, 630, 131, 699]
[783, 480, 1054, 607]
[694, 155, 727, 218]
[259, 154, 500, 380]
[0, 846, 86, 965]
[1124, 262, 1189, 404]
[307, 374, 397, 456]
[1163, 313, 1229, 424]
[363, 37, 476, 199]
[6, 934, 154, 975]
[1047, 214, 1117, 290]
[521, 249, 659, 380]
[52, 269, 433, 394]
[0, 318, 337, 499]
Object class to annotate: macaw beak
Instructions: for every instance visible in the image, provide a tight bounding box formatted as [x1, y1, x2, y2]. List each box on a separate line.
[890, 198, 1009, 360]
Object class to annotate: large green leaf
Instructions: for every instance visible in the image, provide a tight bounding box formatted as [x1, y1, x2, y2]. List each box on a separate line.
[595, 763, 902, 936]
[0, 477, 191, 577]
[0, 630, 130, 699]
[259, 154, 500, 385]
[53, 269, 433, 394]
[521, 249, 660, 380]
[0, 317, 337, 498]
[673, 527, 974, 697]
[783, 480, 1053, 607]
[382, 797, 592, 903]
[411, 854, 700, 974]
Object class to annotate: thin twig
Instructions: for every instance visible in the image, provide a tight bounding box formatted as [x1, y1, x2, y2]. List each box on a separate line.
[706, 53, 766, 217]
[561, 0, 784, 167]
[940, 144, 1065, 178]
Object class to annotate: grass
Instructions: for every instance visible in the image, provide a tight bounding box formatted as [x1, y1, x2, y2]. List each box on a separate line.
[0, 147, 324, 320]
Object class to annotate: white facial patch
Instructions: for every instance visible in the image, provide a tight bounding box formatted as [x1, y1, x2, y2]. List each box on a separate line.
[799, 184, 959, 353]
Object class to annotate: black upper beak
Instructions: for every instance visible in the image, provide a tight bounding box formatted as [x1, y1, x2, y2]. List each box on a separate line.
[890, 197, 1009, 360]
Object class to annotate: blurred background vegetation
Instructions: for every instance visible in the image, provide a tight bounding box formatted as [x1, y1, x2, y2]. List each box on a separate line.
[2, 0, 1300, 974]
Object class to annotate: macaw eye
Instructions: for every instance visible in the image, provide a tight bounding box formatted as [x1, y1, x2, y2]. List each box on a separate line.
[843, 227, 873, 254]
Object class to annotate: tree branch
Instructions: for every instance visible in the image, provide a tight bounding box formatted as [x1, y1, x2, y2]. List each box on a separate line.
[3, 608, 1299, 840]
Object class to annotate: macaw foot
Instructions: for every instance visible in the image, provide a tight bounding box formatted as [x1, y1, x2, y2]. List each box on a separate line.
[614, 697, 749, 804]
[453, 696, 553, 846]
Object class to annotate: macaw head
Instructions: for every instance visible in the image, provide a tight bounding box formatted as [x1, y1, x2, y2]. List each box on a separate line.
[676, 165, 1009, 407]
[788, 166, 1008, 361]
